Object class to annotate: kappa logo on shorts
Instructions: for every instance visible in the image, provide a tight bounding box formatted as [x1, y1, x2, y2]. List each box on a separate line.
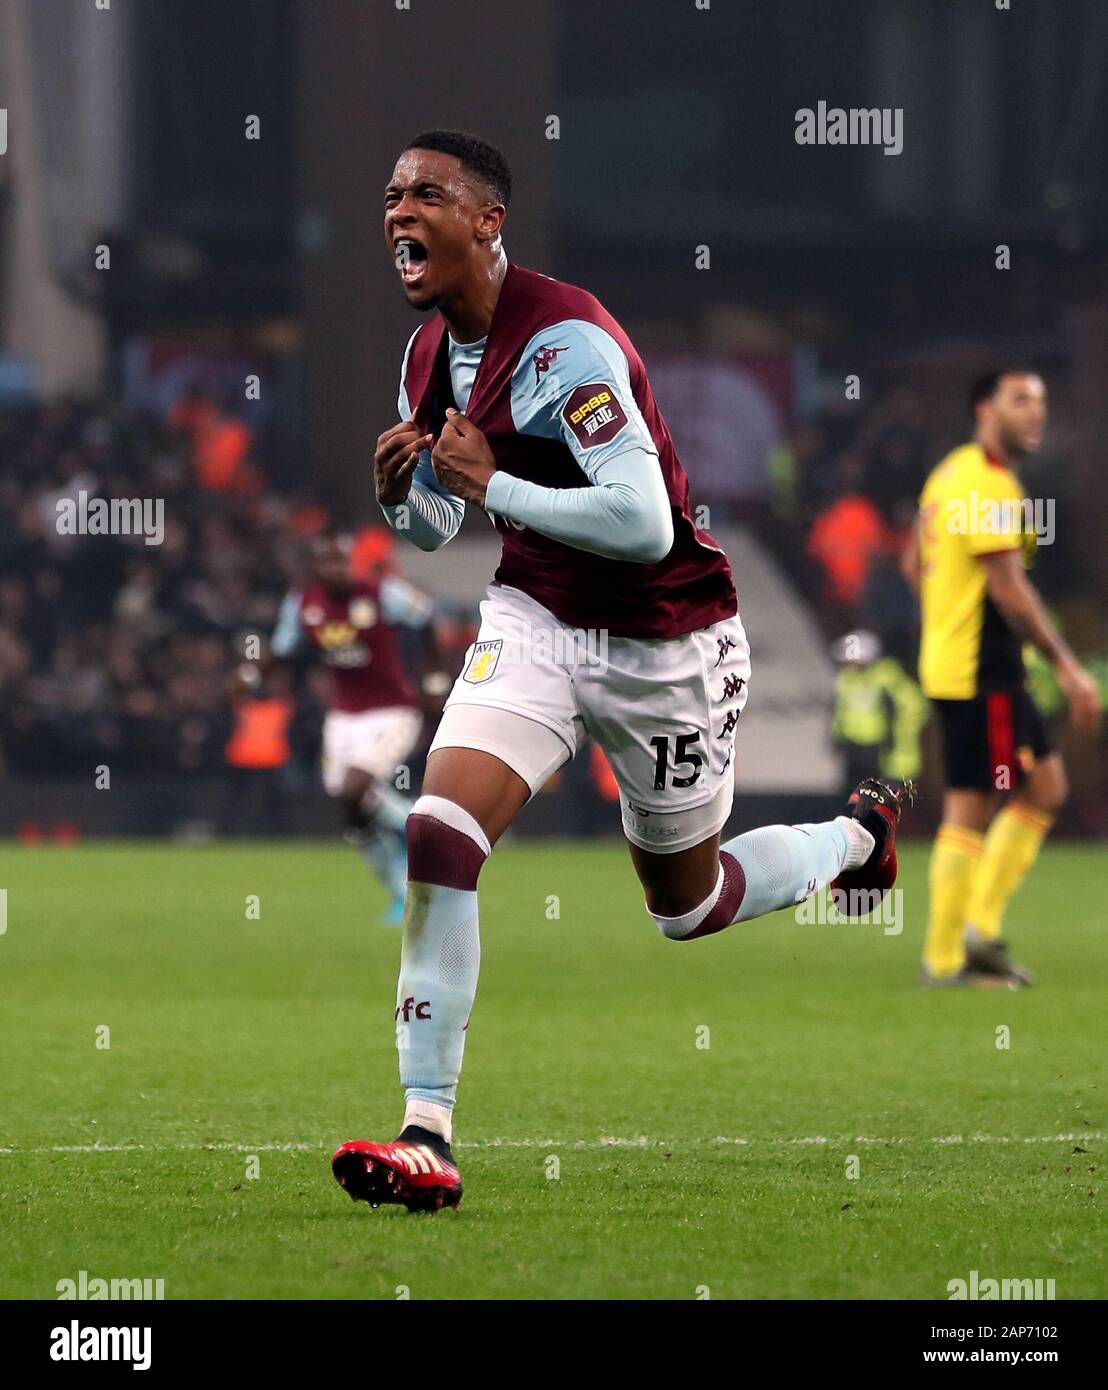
[714, 636, 738, 667]
[462, 639, 503, 684]
[562, 382, 629, 449]
[718, 709, 740, 738]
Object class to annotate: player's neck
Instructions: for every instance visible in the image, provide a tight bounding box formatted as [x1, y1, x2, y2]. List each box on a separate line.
[973, 427, 1011, 468]
[441, 249, 507, 345]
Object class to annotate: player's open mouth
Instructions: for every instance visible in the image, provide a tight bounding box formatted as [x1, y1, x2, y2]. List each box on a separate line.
[395, 238, 429, 285]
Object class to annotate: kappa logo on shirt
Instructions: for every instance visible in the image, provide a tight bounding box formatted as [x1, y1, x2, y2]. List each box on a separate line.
[562, 382, 629, 449]
[532, 344, 569, 385]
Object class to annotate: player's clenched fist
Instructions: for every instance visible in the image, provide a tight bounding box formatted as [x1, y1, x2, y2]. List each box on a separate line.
[431, 408, 497, 505]
[374, 419, 433, 505]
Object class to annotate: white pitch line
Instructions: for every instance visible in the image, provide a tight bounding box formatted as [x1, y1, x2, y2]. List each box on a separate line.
[0, 1133, 1099, 1156]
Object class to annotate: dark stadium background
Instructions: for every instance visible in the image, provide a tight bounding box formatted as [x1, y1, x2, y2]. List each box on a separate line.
[1, 0, 1106, 841]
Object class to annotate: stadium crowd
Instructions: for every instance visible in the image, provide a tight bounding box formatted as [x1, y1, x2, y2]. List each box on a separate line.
[0, 398, 327, 778]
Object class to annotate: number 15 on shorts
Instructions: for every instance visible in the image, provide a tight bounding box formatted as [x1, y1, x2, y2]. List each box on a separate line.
[650, 732, 704, 790]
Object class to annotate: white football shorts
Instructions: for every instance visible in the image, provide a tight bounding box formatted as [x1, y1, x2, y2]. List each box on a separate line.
[429, 584, 750, 853]
[321, 706, 423, 795]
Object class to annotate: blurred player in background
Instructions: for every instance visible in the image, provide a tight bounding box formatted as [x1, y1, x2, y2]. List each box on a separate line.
[330, 131, 909, 1212]
[903, 369, 1100, 988]
[262, 530, 440, 924]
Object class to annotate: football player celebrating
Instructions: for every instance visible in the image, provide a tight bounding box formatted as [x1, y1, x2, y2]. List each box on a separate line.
[268, 530, 437, 924]
[903, 369, 1100, 987]
[331, 132, 906, 1211]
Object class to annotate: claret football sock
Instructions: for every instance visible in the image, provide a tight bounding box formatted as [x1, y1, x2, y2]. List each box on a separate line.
[964, 804, 1052, 942]
[395, 795, 488, 1139]
[650, 817, 870, 940]
[923, 823, 983, 978]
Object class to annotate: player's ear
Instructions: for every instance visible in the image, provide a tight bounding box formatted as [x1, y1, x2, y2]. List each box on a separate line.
[475, 202, 505, 244]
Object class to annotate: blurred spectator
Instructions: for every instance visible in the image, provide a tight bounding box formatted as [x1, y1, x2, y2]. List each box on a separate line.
[806, 454, 890, 611]
[224, 667, 295, 833]
[351, 526, 397, 582]
[170, 386, 260, 493]
[590, 743, 620, 802]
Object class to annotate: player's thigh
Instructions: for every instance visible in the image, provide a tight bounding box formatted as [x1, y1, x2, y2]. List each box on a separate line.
[580, 610, 750, 910]
[628, 829, 723, 917]
[1008, 690, 1064, 812]
[933, 695, 1002, 824]
[444, 584, 583, 746]
[426, 702, 574, 845]
[422, 744, 531, 847]
[321, 711, 355, 796]
[1013, 750, 1067, 815]
[423, 585, 584, 844]
[339, 766, 373, 804]
[941, 787, 993, 832]
[581, 610, 749, 811]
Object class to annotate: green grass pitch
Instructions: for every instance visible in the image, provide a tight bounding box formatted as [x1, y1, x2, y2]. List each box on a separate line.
[1, 839, 1104, 1300]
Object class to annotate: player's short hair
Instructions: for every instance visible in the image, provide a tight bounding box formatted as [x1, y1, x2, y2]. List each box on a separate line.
[969, 366, 1039, 415]
[404, 130, 512, 207]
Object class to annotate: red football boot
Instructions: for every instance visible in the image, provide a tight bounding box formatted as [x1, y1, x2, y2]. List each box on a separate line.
[332, 1126, 462, 1213]
[830, 777, 912, 908]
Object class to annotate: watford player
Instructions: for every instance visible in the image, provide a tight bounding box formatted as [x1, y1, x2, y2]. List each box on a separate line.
[903, 369, 1100, 988]
[266, 531, 439, 924]
[330, 131, 907, 1213]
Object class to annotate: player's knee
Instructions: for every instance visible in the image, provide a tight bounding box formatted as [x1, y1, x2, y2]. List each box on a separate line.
[647, 895, 728, 943]
[645, 854, 745, 941]
[643, 884, 699, 926]
[1024, 761, 1067, 815]
[650, 906, 697, 941]
[406, 795, 492, 890]
[1043, 773, 1067, 814]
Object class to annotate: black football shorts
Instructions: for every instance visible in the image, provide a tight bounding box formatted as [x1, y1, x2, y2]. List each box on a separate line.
[932, 687, 1053, 792]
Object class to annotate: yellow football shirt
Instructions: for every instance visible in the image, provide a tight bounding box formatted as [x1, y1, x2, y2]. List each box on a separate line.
[918, 443, 1030, 700]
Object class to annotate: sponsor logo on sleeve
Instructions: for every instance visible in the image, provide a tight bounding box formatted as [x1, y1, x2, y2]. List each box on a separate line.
[562, 382, 629, 449]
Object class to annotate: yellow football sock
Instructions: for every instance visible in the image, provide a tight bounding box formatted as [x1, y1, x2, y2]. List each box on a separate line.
[964, 804, 1053, 942]
[923, 825, 983, 978]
